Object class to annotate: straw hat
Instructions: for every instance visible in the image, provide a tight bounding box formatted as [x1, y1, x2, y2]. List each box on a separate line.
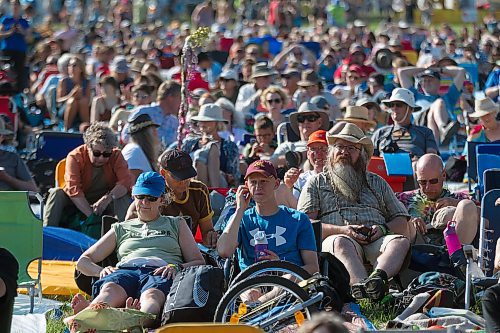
[289, 102, 329, 136]
[250, 63, 277, 79]
[381, 88, 421, 111]
[469, 98, 499, 118]
[190, 103, 228, 123]
[297, 69, 321, 87]
[337, 106, 377, 127]
[327, 123, 374, 159]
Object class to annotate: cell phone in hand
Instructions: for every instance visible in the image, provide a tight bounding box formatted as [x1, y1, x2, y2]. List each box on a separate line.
[355, 226, 372, 237]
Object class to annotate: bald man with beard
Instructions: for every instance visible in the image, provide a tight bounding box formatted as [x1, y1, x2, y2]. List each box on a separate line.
[298, 123, 411, 302]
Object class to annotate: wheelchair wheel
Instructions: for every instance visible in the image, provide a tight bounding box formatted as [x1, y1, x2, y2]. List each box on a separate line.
[230, 260, 312, 287]
[214, 275, 315, 332]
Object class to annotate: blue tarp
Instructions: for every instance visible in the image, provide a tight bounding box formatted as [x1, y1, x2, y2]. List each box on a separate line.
[43, 226, 96, 261]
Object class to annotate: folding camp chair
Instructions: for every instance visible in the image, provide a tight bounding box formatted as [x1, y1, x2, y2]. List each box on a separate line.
[156, 323, 264, 333]
[476, 144, 500, 199]
[276, 122, 300, 145]
[0, 191, 43, 313]
[54, 158, 66, 188]
[484, 169, 500, 194]
[367, 157, 406, 192]
[463, 189, 500, 309]
[34, 131, 84, 160]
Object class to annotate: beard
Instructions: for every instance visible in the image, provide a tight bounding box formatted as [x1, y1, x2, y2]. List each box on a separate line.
[327, 153, 367, 202]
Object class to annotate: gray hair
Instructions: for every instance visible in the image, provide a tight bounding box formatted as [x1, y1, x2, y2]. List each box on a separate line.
[297, 312, 348, 333]
[83, 122, 118, 149]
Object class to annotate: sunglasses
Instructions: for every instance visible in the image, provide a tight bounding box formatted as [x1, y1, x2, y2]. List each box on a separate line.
[389, 101, 407, 108]
[417, 178, 440, 186]
[92, 150, 112, 158]
[297, 114, 320, 123]
[133, 93, 149, 100]
[135, 195, 160, 202]
[267, 98, 282, 104]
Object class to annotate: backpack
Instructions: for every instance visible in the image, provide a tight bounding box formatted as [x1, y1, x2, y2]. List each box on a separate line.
[161, 265, 224, 325]
[319, 252, 354, 306]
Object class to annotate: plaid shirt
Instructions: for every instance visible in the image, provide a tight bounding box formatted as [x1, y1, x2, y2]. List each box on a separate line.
[297, 172, 409, 227]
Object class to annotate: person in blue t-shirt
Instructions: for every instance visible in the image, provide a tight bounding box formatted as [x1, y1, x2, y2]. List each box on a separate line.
[0, 0, 32, 92]
[218, 160, 319, 274]
[484, 67, 499, 104]
[398, 66, 466, 145]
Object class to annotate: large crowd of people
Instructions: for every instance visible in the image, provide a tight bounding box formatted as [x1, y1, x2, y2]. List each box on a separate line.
[1, 0, 500, 331]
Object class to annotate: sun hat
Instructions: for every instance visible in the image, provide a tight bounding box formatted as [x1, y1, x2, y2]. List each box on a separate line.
[190, 103, 228, 123]
[327, 123, 374, 159]
[297, 69, 321, 87]
[0, 117, 13, 135]
[130, 59, 145, 73]
[132, 171, 166, 198]
[289, 102, 330, 136]
[159, 149, 197, 181]
[245, 160, 278, 180]
[374, 48, 393, 70]
[219, 68, 238, 81]
[381, 88, 421, 111]
[111, 56, 129, 73]
[215, 97, 235, 114]
[250, 62, 277, 79]
[337, 106, 377, 127]
[128, 114, 160, 134]
[281, 67, 300, 78]
[310, 95, 330, 110]
[469, 98, 499, 118]
[356, 96, 382, 112]
[307, 130, 328, 147]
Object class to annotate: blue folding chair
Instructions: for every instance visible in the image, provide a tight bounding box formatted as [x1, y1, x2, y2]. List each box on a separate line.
[476, 144, 500, 199]
[478, 189, 500, 276]
[34, 131, 84, 160]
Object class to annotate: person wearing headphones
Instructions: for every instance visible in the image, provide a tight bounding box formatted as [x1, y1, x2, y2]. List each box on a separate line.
[371, 88, 438, 160]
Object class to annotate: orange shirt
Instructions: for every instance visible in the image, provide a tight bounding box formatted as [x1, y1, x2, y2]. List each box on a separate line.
[64, 144, 132, 198]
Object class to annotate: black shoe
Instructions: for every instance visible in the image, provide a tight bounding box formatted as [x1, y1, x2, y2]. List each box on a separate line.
[351, 281, 368, 300]
[440, 121, 460, 146]
[364, 275, 389, 302]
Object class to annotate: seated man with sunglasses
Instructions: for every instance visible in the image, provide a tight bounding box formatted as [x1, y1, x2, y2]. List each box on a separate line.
[44, 123, 133, 229]
[397, 153, 479, 246]
[269, 102, 330, 168]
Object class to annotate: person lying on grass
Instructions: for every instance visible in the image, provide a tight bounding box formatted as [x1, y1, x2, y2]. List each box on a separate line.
[68, 171, 204, 328]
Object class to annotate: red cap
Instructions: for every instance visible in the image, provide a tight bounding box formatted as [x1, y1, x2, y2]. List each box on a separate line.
[307, 130, 327, 147]
[348, 64, 367, 77]
[245, 160, 278, 180]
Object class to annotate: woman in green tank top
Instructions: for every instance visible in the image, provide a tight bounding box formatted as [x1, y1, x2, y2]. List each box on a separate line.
[69, 172, 205, 328]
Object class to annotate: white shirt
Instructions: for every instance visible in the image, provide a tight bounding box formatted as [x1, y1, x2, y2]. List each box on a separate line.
[121, 142, 153, 172]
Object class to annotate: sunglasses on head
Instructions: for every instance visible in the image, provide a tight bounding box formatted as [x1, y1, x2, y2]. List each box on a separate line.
[297, 114, 320, 123]
[135, 195, 160, 202]
[267, 98, 282, 104]
[416, 178, 440, 186]
[92, 150, 112, 158]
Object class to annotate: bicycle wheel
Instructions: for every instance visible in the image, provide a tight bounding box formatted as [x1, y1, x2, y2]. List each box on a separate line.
[214, 275, 316, 332]
[230, 260, 312, 287]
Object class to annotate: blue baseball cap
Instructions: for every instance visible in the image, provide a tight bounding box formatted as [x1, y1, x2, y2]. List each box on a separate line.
[132, 172, 166, 198]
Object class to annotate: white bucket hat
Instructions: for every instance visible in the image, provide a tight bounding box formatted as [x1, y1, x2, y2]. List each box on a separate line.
[190, 103, 228, 123]
[381, 88, 421, 111]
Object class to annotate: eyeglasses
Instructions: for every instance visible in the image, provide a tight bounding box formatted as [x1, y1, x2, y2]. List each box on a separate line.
[297, 114, 320, 123]
[133, 93, 149, 100]
[267, 98, 282, 104]
[308, 147, 328, 154]
[416, 178, 440, 186]
[332, 144, 361, 153]
[135, 195, 160, 202]
[92, 149, 112, 158]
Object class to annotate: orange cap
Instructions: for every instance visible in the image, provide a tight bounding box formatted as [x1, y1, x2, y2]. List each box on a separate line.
[307, 130, 328, 146]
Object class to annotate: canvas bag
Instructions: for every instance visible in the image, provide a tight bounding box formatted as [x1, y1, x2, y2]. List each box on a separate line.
[161, 265, 224, 324]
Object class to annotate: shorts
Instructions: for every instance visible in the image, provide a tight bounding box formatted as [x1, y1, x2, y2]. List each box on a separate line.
[92, 266, 173, 299]
[322, 234, 406, 266]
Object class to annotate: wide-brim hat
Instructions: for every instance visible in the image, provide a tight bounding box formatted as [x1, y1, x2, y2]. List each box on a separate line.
[337, 106, 377, 127]
[250, 62, 277, 79]
[190, 103, 228, 123]
[128, 114, 160, 134]
[469, 97, 499, 118]
[327, 123, 374, 159]
[289, 102, 330, 136]
[297, 69, 321, 87]
[381, 87, 421, 111]
[374, 48, 394, 70]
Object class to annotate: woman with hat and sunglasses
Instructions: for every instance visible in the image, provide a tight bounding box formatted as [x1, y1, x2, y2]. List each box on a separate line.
[43, 122, 133, 228]
[122, 114, 161, 183]
[465, 98, 500, 152]
[69, 172, 205, 329]
[181, 103, 240, 187]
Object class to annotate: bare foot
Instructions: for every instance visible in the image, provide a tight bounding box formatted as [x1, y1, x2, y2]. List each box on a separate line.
[125, 297, 141, 310]
[71, 293, 90, 315]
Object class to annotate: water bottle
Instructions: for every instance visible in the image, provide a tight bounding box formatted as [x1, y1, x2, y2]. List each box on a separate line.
[443, 221, 467, 273]
[254, 231, 268, 262]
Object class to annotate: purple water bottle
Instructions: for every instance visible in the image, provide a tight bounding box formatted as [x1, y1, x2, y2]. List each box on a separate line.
[443, 221, 466, 271]
[254, 231, 268, 262]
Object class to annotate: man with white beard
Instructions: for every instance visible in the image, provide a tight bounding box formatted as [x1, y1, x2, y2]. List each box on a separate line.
[297, 123, 411, 302]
